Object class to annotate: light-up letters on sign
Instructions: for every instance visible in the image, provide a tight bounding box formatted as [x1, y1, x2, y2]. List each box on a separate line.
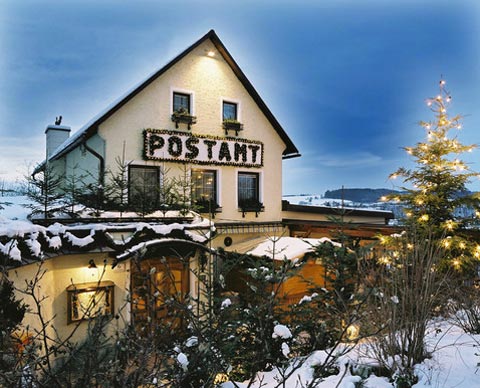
[143, 129, 263, 168]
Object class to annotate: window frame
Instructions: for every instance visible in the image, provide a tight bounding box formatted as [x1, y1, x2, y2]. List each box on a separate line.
[128, 165, 160, 206]
[222, 101, 238, 121]
[171, 88, 195, 115]
[237, 171, 260, 207]
[66, 281, 114, 324]
[191, 169, 217, 202]
[173, 92, 191, 114]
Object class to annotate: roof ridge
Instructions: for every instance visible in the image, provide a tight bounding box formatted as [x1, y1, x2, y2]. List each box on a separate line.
[38, 29, 299, 170]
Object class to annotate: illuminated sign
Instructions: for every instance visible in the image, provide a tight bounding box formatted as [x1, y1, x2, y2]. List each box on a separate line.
[143, 129, 263, 168]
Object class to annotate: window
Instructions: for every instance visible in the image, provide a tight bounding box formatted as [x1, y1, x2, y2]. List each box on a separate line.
[66, 281, 114, 324]
[223, 101, 237, 120]
[192, 170, 217, 209]
[129, 166, 159, 210]
[173, 92, 191, 113]
[238, 172, 259, 206]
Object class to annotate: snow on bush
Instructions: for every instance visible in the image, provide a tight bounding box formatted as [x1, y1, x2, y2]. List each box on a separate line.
[177, 352, 189, 370]
[281, 342, 290, 358]
[272, 324, 292, 339]
[221, 298, 232, 309]
[185, 336, 198, 347]
[298, 292, 319, 304]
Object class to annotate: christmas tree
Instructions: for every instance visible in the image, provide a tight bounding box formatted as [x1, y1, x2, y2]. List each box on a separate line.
[385, 79, 480, 272]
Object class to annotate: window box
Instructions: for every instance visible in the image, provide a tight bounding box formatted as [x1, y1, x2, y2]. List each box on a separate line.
[171, 107, 197, 130]
[66, 281, 114, 324]
[194, 198, 221, 218]
[238, 199, 264, 218]
[223, 119, 243, 136]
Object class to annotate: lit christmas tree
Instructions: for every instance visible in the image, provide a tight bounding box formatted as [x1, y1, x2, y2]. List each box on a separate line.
[384, 79, 480, 272]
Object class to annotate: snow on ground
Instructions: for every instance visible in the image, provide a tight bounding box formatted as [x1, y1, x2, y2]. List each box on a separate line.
[284, 194, 387, 213]
[223, 319, 480, 388]
[0, 195, 33, 221]
[285, 194, 355, 208]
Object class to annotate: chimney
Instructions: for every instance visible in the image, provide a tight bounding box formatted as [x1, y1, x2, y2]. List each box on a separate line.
[45, 117, 71, 159]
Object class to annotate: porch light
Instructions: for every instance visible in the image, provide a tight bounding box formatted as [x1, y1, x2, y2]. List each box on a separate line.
[207, 50, 215, 57]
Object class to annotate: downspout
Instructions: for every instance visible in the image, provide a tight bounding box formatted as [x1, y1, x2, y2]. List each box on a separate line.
[82, 134, 105, 186]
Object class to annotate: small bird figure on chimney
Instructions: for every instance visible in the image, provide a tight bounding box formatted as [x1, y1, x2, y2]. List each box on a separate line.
[55, 115, 62, 125]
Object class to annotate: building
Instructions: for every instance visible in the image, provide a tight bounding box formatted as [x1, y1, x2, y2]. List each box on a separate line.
[2, 30, 393, 342]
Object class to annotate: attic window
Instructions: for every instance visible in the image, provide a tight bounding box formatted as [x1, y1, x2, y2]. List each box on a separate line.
[223, 101, 237, 120]
[173, 92, 191, 114]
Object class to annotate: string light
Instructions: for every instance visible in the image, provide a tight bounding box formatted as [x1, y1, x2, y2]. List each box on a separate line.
[452, 259, 461, 270]
[444, 220, 455, 231]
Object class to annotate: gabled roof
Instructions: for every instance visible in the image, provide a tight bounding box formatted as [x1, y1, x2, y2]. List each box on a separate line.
[42, 29, 300, 166]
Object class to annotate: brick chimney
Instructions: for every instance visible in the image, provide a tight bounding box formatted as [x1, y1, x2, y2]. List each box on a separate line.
[45, 117, 70, 159]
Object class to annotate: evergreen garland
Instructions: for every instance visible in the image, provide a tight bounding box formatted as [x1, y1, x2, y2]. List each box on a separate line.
[143, 129, 264, 168]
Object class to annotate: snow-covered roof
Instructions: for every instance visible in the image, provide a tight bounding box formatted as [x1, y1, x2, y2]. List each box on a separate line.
[247, 236, 338, 261]
[0, 211, 213, 267]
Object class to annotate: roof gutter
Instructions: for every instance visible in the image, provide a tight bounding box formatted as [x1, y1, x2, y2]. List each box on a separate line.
[81, 135, 105, 186]
[282, 152, 301, 160]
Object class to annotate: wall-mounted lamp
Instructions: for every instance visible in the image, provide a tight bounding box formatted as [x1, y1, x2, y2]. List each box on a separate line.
[207, 50, 215, 57]
[88, 259, 97, 269]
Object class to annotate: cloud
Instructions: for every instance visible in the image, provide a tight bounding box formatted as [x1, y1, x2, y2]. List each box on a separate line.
[314, 151, 383, 168]
[0, 136, 44, 181]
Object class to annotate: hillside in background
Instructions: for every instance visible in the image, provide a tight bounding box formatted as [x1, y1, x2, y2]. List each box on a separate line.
[323, 188, 402, 203]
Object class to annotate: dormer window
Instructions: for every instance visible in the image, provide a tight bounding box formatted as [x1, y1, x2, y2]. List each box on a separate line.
[172, 91, 196, 129]
[223, 101, 243, 136]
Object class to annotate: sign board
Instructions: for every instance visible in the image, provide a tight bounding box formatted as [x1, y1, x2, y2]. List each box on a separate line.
[143, 129, 263, 168]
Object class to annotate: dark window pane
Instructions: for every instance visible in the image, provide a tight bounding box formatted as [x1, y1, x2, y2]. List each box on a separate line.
[223, 102, 237, 120]
[173, 92, 190, 113]
[238, 172, 258, 204]
[129, 166, 159, 207]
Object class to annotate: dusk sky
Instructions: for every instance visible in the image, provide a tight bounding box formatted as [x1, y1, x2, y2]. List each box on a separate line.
[1, 0, 480, 195]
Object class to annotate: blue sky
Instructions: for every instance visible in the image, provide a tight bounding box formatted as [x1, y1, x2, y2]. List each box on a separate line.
[1, 0, 480, 195]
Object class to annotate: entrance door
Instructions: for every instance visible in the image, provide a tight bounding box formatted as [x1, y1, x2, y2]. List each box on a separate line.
[131, 257, 189, 333]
